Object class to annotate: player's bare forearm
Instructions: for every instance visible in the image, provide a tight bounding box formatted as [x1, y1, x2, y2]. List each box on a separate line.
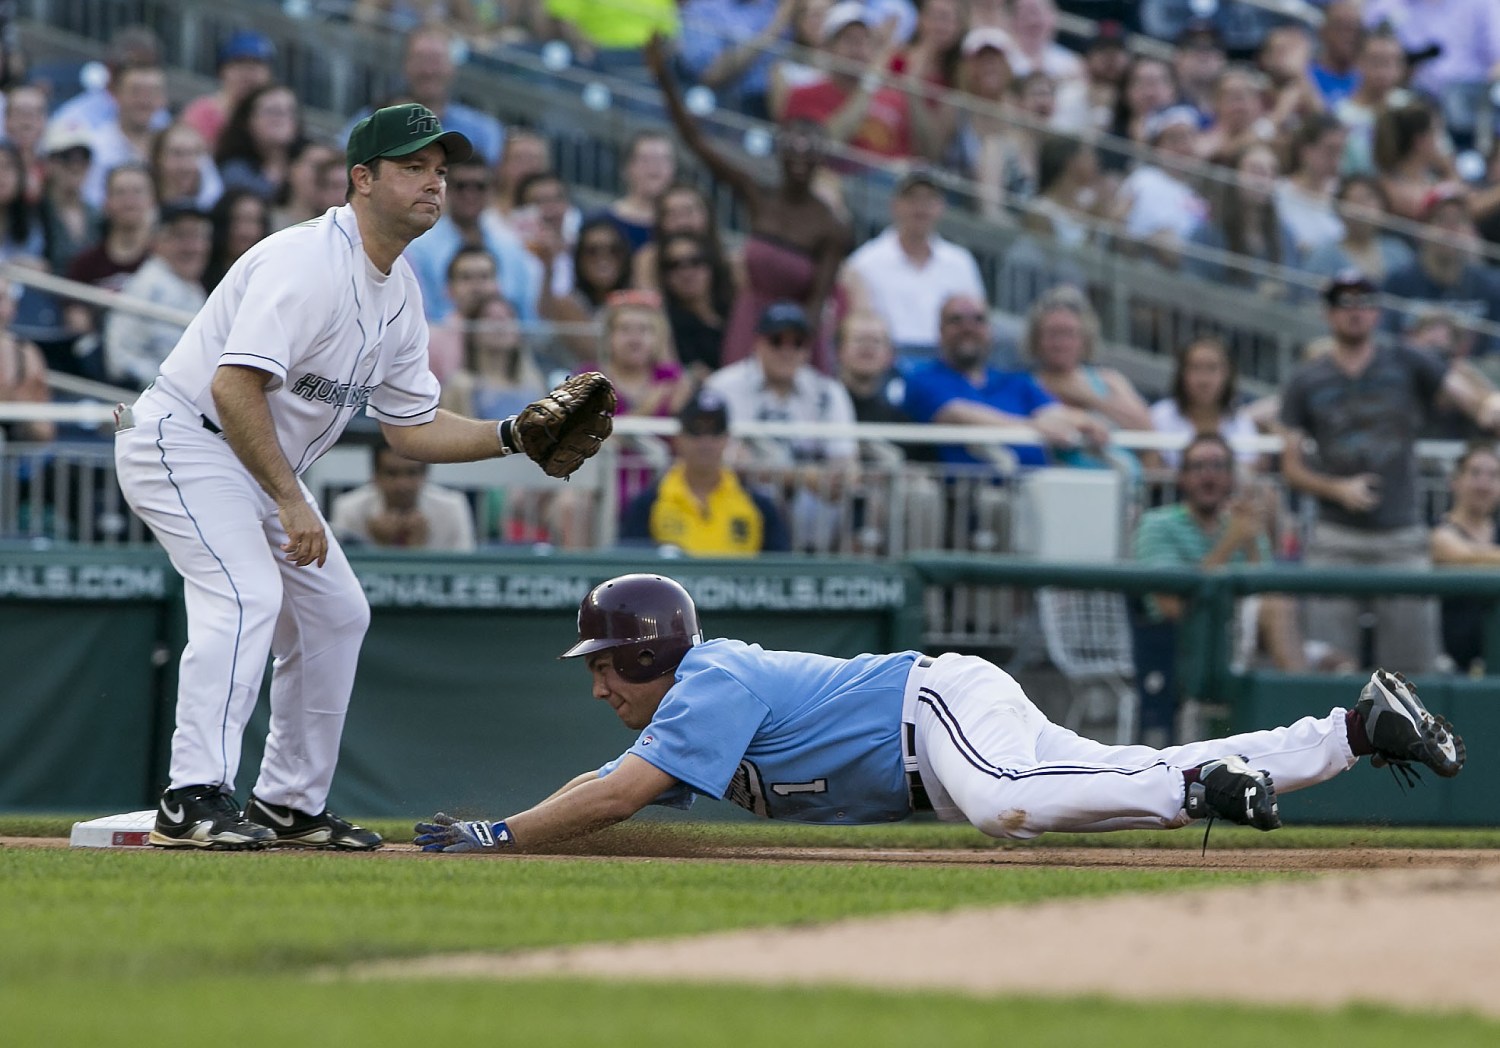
[503, 756, 675, 850]
[539, 769, 602, 804]
[211, 364, 303, 505]
[379, 409, 505, 463]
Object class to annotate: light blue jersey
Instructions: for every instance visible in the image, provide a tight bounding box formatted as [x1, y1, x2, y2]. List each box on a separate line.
[603, 640, 921, 824]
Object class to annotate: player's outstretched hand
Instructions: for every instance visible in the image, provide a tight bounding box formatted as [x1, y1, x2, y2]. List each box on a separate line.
[414, 812, 514, 853]
[512, 372, 616, 479]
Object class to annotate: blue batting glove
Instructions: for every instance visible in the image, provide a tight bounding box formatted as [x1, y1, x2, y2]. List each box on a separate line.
[413, 812, 515, 853]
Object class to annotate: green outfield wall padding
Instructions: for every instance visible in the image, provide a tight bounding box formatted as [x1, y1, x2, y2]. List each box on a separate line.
[0, 550, 916, 816]
[0, 605, 164, 809]
[4, 548, 1496, 825]
[1229, 674, 1500, 826]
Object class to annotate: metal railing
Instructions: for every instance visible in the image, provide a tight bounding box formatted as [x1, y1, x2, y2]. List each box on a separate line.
[21, 2, 1500, 351]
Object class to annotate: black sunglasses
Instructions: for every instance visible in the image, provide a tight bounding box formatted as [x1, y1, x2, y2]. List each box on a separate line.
[664, 255, 708, 272]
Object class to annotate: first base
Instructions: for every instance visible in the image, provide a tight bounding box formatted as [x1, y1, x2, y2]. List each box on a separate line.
[70, 811, 157, 848]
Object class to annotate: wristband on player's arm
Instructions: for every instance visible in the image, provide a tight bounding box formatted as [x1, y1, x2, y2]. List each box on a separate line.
[496, 416, 520, 456]
[469, 819, 516, 850]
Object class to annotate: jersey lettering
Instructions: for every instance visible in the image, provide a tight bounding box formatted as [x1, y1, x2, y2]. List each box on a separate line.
[290, 373, 377, 411]
[770, 778, 828, 797]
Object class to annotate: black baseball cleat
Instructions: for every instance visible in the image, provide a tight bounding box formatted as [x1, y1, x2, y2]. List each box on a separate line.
[244, 795, 383, 850]
[1184, 755, 1282, 831]
[1357, 670, 1465, 780]
[149, 784, 276, 850]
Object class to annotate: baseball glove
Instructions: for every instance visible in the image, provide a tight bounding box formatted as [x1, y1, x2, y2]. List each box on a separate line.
[512, 371, 616, 478]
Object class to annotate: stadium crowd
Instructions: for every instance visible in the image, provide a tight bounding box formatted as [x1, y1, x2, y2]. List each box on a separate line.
[5, 0, 1500, 690]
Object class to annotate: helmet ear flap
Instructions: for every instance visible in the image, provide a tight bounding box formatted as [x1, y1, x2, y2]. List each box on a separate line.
[613, 640, 685, 683]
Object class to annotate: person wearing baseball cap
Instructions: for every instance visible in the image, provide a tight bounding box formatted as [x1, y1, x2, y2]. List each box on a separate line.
[781, 0, 938, 164]
[1116, 104, 1208, 262]
[112, 92, 571, 853]
[755, 300, 814, 339]
[346, 101, 473, 178]
[961, 25, 1016, 61]
[179, 29, 276, 149]
[1281, 262, 1500, 675]
[819, 1, 877, 46]
[1320, 268, 1378, 308]
[843, 164, 985, 354]
[704, 298, 859, 554]
[40, 121, 94, 161]
[620, 387, 791, 556]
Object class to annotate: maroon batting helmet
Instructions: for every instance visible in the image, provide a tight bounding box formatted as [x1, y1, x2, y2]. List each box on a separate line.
[559, 574, 702, 682]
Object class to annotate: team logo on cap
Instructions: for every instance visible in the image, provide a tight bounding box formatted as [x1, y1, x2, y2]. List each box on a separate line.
[407, 108, 439, 136]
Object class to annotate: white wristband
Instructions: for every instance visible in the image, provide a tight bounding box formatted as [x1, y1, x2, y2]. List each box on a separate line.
[859, 71, 881, 94]
[496, 417, 518, 456]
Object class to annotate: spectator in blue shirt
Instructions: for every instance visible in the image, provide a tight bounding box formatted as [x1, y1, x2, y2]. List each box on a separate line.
[678, 0, 795, 120]
[901, 292, 1108, 468]
[1309, 1, 1364, 110]
[402, 154, 541, 326]
[341, 25, 505, 166]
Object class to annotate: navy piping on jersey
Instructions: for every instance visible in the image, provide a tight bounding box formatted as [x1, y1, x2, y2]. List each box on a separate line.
[155, 414, 246, 786]
[370, 401, 438, 421]
[220, 351, 289, 376]
[292, 212, 369, 474]
[916, 686, 1167, 781]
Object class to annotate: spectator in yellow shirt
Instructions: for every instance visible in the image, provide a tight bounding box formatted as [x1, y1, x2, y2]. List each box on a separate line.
[543, 0, 680, 76]
[621, 388, 791, 555]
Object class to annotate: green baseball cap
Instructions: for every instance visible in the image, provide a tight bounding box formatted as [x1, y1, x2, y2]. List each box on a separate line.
[345, 102, 474, 172]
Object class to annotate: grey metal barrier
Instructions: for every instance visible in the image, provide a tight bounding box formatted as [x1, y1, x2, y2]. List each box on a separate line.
[21, 0, 1500, 395]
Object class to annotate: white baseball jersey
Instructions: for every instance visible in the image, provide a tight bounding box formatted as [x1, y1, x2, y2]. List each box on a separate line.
[117, 203, 443, 815]
[142, 204, 441, 468]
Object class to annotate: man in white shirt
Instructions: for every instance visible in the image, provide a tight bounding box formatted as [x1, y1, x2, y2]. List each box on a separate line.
[104, 204, 212, 389]
[705, 301, 859, 550]
[330, 442, 477, 551]
[840, 169, 985, 358]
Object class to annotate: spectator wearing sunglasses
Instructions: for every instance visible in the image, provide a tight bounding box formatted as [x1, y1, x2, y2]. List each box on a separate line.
[657, 231, 735, 381]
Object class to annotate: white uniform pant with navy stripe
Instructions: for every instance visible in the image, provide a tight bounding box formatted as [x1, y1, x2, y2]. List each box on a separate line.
[115, 410, 370, 814]
[904, 653, 1357, 839]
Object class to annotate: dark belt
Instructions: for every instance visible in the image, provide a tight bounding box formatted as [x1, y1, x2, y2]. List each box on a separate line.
[906, 654, 937, 813]
[201, 414, 223, 436]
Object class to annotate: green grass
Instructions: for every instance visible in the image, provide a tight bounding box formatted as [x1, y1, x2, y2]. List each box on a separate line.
[1, 847, 1259, 983]
[3, 821, 1497, 1046]
[6, 980, 1500, 1048]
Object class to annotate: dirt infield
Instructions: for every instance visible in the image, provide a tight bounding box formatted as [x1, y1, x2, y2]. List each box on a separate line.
[346, 859, 1500, 1017]
[9, 833, 1500, 871]
[19, 833, 1499, 1014]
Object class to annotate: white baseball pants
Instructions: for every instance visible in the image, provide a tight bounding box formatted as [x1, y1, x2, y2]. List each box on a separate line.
[115, 409, 369, 814]
[904, 653, 1358, 839]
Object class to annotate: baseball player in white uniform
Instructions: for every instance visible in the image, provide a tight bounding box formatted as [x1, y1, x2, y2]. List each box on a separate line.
[115, 103, 582, 850]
